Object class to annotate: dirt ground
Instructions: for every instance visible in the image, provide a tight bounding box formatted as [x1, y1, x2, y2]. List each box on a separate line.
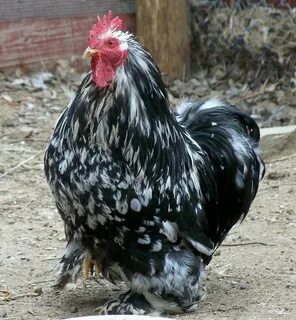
[0, 71, 296, 320]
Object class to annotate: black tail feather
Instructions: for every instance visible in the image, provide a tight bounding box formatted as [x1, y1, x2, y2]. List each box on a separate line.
[177, 99, 265, 250]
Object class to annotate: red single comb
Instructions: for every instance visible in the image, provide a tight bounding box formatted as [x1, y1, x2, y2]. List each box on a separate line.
[89, 11, 123, 46]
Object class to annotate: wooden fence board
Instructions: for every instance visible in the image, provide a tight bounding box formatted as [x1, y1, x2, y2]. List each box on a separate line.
[136, 0, 190, 82]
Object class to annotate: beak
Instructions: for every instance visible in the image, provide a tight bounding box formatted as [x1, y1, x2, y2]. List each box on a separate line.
[83, 47, 98, 59]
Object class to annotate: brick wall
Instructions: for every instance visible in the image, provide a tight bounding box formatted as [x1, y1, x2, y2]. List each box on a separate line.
[0, 0, 135, 68]
[0, 0, 135, 21]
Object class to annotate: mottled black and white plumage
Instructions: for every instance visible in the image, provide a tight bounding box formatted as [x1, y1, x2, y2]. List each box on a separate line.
[44, 17, 265, 315]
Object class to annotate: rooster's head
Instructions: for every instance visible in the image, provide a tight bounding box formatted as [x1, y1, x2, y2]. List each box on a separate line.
[84, 11, 129, 88]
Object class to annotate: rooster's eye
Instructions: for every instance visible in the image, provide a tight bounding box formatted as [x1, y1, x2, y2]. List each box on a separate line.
[106, 39, 116, 47]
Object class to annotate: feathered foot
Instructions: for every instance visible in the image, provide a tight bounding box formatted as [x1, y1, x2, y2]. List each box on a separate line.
[94, 290, 203, 315]
[95, 249, 207, 315]
[95, 290, 156, 315]
[54, 241, 101, 288]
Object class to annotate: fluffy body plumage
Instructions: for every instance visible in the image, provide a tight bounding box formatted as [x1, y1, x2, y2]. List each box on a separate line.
[44, 13, 265, 315]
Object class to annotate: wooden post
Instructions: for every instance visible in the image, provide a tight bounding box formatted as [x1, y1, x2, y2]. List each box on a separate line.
[136, 0, 190, 82]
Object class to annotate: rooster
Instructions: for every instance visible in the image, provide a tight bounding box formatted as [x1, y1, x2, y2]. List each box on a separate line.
[44, 11, 265, 315]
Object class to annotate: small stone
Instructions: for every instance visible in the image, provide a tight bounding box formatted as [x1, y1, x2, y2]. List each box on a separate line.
[188, 78, 201, 88]
[34, 287, 43, 295]
[239, 282, 248, 290]
[70, 306, 78, 313]
[20, 257, 30, 261]
[169, 85, 181, 97]
[19, 125, 34, 138]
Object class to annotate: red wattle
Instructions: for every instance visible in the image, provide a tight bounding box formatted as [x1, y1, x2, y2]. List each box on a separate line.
[91, 58, 115, 88]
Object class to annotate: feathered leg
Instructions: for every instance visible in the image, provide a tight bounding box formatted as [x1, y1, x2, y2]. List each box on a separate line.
[54, 240, 86, 288]
[55, 240, 101, 288]
[96, 247, 206, 315]
[96, 290, 156, 315]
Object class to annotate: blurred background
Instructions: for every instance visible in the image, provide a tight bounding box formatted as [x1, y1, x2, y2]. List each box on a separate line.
[1, 0, 296, 128]
[0, 1, 296, 319]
